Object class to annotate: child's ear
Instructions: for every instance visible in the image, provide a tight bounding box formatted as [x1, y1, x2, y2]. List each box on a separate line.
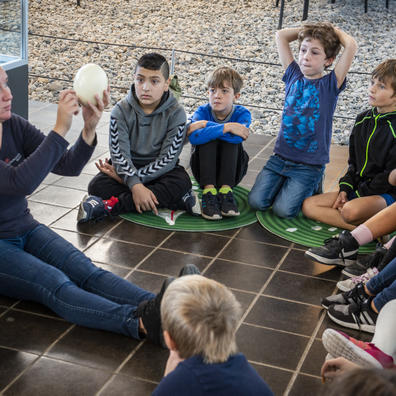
[233, 92, 241, 102]
[164, 330, 178, 351]
[164, 77, 171, 92]
[325, 57, 335, 67]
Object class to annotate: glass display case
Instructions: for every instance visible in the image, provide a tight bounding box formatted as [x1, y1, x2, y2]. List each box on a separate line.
[0, 0, 28, 118]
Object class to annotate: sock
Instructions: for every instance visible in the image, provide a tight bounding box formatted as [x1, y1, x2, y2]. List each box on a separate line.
[103, 196, 119, 212]
[203, 188, 217, 195]
[219, 186, 232, 194]
[351, 224, 373, 247]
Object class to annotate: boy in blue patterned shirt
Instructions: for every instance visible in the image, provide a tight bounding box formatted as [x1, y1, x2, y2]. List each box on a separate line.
[188, 67, 251, 220]
[248, 22, 357, 218]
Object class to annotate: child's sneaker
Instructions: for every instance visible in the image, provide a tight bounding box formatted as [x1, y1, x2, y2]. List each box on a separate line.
[218, 191, 240, 217]
[322, 328, 394, 369]
[321, 282, 369, 310]
[342, 245, 386, 278]
[327, 298, 378, 333]
[201, 191, 222, 220]
[77, 195, 110, 224]
[180, 189, 201, 216]
[337, 267, 379, 292]
[304, 231, 359, 266]
[133, 277, 175, 348]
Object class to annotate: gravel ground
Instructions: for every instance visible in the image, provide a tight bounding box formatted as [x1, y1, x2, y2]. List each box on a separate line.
[1, 0, 395, 143]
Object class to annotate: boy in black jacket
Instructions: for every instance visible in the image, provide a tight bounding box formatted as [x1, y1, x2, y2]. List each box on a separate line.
[302, 59, 396, 233]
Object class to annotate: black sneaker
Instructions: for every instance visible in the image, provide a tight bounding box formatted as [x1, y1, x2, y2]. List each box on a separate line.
[77, 195, 109, 224]
[304, 231, 359, 266]
[180, 189, 201, 216]
[321, 283, 369, 310]
[327, 298, 378, 333]
[342, 245, 386, 278]
[201, 192, 222, 220]
[178, 263, 201, 277]
[218, 191, 240, 217]
[133, 277, 175, 348]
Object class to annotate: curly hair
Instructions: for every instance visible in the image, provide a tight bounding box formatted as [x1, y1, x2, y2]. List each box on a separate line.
[298, 22, 341, 60]
[372, 59, 396, 97]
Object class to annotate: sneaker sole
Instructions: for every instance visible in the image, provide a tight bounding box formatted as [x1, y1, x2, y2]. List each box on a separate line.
[327, 310, 376, 334]
[77, 195, 89, 224]
[221, 211, 240, 217]
[304, 250, 356, 267]
[201, 213, 222, 220]
[322, 329, 382, 369]
[336, 280, 353, 292]
[342, 267, 365, 278]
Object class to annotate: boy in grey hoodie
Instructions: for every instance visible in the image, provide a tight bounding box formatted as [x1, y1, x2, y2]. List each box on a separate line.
[78, 53, 200, 223]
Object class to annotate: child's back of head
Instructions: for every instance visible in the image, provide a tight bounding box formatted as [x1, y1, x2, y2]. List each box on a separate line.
[161, 275, 242, 364]
[298, 22, 341, 61]
[206, 66, 243, 94]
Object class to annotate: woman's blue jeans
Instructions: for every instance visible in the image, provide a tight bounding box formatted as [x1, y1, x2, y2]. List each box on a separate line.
[367, 256, 396, 312]
[0, 224, 154, 339]
[248, 154, 324, 218]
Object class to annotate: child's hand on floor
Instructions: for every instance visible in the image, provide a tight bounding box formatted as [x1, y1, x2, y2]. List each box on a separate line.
[131, 183, 159, 215]
[95, 158, 123, 184]
[164, 350, 184, 377]
[332, 191, 348, 209]
[224, 122, 249, 140]
[321, 357, 360, 382]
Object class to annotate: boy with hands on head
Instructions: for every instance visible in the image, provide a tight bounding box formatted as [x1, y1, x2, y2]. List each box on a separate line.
[153, 275, 273, 395]
[188, 67, 251, 220]
[248, 22, 357, 218]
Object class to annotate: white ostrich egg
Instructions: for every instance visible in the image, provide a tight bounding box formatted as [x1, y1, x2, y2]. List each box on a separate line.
[73, 63, 108, 105]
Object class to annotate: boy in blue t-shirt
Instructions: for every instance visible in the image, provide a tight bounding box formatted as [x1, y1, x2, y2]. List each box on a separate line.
[153, 275, 273, 396]
[248, 22, 357, 218]
[188, 67, 251, 220]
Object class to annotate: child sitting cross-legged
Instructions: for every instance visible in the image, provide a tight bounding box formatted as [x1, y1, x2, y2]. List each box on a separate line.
[152, 275, 274, 396]
[188, 67, 251, 220]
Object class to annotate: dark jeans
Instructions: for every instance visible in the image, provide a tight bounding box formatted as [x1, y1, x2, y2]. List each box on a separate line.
[0, 224, 154, 338]
[190, 140, 248, 188]
[88, 165, 192, 215]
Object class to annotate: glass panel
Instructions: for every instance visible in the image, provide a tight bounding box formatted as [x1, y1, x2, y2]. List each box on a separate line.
[0, 0, 22, 65]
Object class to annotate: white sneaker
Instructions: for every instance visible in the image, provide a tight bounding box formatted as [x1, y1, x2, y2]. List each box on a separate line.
[337, 267, 379, 292]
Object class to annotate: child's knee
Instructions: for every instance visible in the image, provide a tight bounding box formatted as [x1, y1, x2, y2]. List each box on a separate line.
[272, 201, 300, 219]
[248, 191, 270, 211]
[339, 203, 359, 223]
[301, 196, 314, 216]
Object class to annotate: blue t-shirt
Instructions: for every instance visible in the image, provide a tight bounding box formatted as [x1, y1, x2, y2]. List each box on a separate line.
[152, 353, 274, 396]
[189, 104, 251, 145]
[274, 61, 346, 165]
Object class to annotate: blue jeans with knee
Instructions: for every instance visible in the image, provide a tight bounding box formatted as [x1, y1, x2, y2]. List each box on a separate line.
[0, 224, 154, 339]
[367, 256, 396, 312]
[248, 154, 324, 218]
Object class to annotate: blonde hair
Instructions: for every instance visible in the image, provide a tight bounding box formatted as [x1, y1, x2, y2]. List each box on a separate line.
[206, 67, 243, 94]
[161, 275, 242, 363]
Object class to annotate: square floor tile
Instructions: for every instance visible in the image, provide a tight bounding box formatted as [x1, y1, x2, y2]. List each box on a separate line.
[52, 229, 99, 251]
[251, 363, 292, 396]
[27, 201, 70, 226]
[0, 348, 38, 390]
[0, 311, 71, 354]
[245, 296, 323, 336]
[46, 327, 139, 370]
[205, 259, 272, 292]
[107, 221, 171, 246]
[265, 272, 337, 306]
[237, 222, 291, 246]
[162, 233, 229, 257]
[280, 249, 342, 281]
[288, 373, 322, 396]
[300, 339, 327, 376]
[29, 185, 86, 208]
[220, 239, 288, 268]
[84, 239, 153, 268]
[126, 271, 167, 295]
[100, 374, 157, 395]
[236, 324, 309, 370]
[0, 296, 18, 307]
[4, 357, 112, 396]
[54, 173, 94, 191]
[139, 249, 210, 276]
[13, 301, 59, 318]
[121, 341, 169, 383]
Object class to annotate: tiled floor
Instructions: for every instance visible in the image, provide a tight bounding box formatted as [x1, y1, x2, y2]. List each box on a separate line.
[1, 101, 365, 396]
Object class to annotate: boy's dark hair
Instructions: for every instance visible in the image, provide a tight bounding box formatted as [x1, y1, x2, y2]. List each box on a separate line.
[298, 22, 341, 60]
[322, 368, 396, 396]
[372, 59, 396, 97]
[136, 53, 170, 80]
[207, 67, 243, 94]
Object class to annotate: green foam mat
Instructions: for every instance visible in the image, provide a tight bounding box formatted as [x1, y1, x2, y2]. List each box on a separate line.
[120, 185, 257, 232]
[257, 209, 378, 254]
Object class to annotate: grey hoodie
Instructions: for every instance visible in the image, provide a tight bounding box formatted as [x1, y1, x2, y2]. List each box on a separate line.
[109, 85, 187, 189]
